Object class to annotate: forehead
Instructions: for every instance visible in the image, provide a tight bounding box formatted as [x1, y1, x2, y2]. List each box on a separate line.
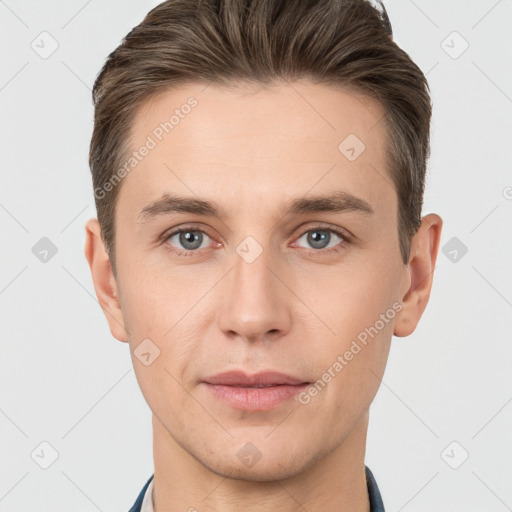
[120, 80, 394, 219]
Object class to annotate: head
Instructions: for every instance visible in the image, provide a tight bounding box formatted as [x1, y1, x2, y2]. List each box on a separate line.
[85, 0, 442, 481]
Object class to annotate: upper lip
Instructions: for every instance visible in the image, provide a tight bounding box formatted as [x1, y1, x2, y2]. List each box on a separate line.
[203, 370, 308, 387]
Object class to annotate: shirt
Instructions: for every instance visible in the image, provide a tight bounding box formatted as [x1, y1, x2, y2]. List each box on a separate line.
[129, 465, 385, 511]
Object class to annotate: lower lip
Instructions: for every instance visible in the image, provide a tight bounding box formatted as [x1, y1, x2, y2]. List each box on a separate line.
[203, 383, 309, 411]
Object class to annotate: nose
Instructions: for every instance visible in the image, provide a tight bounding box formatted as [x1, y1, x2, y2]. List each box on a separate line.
[216, 236, 292, 344]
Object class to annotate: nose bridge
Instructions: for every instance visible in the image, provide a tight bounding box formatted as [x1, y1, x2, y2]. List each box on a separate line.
[234, 234, 273, 298]
[217, 233, 291, 341]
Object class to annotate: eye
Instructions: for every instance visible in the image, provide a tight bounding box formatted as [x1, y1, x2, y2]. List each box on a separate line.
[165, 227, 214, 254]
[294, 226, 348, 252]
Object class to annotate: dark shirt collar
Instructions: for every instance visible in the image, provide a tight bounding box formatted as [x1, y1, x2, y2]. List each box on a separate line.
[365, 465, 386, 511]
[129, 465, 385, 511]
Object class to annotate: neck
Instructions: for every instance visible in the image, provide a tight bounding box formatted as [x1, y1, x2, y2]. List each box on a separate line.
[152, 412, 371, 512]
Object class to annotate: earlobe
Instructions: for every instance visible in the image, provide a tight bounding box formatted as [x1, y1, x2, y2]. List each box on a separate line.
[84, 218, 129, 342]
[393, 213, 443, 337]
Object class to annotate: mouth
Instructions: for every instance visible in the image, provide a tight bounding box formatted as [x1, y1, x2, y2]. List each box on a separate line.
[202, 370, 310, 411]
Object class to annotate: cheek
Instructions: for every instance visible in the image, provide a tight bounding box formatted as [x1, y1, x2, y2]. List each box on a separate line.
[301, 275, 395, 429]
[117, 256, 211, 380]
[116, 248, 182, 335]
[309, 262, 399, 342]
[298, 254, 398, 395]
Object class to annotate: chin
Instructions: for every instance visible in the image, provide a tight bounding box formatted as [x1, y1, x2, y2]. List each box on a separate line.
[212, 461, 302, 482]
[199, 446, 318, 483]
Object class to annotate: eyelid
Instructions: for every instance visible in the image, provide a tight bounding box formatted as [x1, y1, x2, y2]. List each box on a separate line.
[293, 222, 353, 243]
[160, 223, 218, 244]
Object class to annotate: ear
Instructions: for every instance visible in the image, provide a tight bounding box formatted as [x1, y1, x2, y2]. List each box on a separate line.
[84, 218, 129, 342]
[394, 213, 443, 337]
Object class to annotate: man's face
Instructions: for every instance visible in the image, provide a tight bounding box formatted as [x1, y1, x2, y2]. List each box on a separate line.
[112, 81, 408, 480]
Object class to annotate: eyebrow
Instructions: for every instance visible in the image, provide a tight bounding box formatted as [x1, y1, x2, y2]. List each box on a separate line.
[137, 190, 374, 223]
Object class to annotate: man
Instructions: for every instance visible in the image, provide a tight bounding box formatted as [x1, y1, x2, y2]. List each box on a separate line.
[84, 0, 442, 510]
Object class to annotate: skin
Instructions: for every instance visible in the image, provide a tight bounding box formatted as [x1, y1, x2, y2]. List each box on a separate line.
[85, 80, 442, 512]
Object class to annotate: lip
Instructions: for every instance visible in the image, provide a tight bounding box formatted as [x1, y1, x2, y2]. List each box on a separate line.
[204, 370, 307, 387]
[202, 370, 310, 411]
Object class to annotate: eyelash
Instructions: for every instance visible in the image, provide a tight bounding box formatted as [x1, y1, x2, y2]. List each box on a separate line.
[161, 223, 352, 257]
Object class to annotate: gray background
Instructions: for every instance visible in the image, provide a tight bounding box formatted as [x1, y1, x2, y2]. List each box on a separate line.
[1, 0, 511, 510]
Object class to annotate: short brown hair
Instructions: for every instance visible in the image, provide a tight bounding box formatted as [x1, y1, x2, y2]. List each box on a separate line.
[90, 0, 432, 270]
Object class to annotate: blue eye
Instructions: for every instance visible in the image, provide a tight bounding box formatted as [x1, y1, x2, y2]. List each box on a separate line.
[295, 228, 346, 251]
[166, 229, 211, 252]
